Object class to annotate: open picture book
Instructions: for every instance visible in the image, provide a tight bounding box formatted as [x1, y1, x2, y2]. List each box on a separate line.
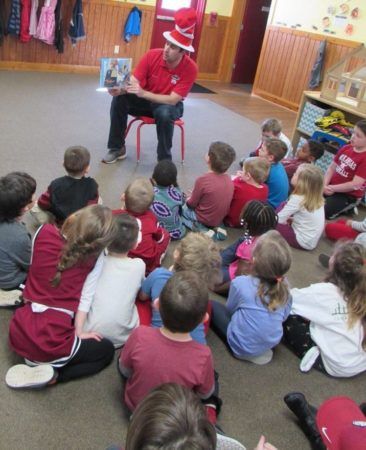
[99, 58, 132, 91]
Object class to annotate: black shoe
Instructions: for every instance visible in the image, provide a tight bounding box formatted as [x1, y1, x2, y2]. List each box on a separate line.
[284, 392, 326, 450]
[359, 402, 366, 416]
[318, 253, 330, 269]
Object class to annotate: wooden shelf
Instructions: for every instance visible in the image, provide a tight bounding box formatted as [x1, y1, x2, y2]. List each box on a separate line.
[292, 91, 365, 151]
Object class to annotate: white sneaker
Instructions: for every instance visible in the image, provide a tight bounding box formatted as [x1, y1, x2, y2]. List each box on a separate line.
[217, 433, 247, 450]
[5, 364, 55, 389]
[300, 346, 320, 372]
[0, 289, 23, 308]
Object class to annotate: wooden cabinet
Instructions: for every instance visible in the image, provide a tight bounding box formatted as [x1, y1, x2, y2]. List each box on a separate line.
[292, 91, 366, 152]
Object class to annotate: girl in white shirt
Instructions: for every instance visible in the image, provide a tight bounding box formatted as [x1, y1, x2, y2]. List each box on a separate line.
[284, 241, 366, 378]
[277, 164, 324, 250]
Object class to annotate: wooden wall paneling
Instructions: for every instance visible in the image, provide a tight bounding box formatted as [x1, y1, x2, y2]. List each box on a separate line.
[253, 26, 361, 110]
[0, 1, 155, 72]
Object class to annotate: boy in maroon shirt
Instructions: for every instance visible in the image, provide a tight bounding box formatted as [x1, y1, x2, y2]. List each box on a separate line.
[119, 271, 219, 420]
[182, 142, 236, 235]
[113, 177, 170, 275]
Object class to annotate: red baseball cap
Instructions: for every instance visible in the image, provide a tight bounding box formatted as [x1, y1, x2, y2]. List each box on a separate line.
[316, 396, 366, 450]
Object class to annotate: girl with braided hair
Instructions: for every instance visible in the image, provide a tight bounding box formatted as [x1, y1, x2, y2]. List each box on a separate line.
[211, 230, 292, 365]
[6, 205, 117, 389]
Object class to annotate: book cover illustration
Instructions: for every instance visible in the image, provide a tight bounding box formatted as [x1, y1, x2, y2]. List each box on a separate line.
[99, 58, 132, 89]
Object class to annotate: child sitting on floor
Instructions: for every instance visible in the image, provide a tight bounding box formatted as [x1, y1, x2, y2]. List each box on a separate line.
[216, 200, 278, 294]
[225, 157, 269, 228]
[79, 214, 145, 348]
[277, 164, 325, 250]
[241, 117, 292, 164]
[282, 139, 324, 181]
[139, 233, 222, 345]
[0, 172, 36, 305]
[6, 205, 117, 389]
[114, 178, 170, 275]
[35, 146, 100, 224]
[182, 141, 236, 239]
[259, 137, 289, 209]
[150, 160, 186, 240]
[119, 271, 220, 422]
[211, 230, 292, 365]
[284, 241, 366, 378]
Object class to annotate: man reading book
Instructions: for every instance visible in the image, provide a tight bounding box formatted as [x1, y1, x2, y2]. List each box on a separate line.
[103, 7, 198, 164]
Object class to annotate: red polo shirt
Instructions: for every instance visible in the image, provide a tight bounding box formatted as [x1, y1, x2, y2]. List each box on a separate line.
[133, 48, 198, 98]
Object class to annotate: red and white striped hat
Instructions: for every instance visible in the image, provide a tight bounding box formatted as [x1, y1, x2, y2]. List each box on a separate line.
[163, 7, 197, 53]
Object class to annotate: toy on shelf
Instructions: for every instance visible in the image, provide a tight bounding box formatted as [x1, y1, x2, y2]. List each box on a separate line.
[315, 110, 354, 138]
[321, 44, 366, 114]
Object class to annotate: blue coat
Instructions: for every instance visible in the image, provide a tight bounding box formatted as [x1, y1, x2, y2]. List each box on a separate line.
[123, 6, 142, 43]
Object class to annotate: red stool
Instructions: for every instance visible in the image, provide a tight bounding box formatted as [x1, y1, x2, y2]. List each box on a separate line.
[124, 116, 185, 163]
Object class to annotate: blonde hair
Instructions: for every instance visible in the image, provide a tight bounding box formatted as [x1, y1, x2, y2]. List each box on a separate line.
[125, 178, 154, 214]
[244, 157, 270, 184]
[293, 165, 324, 212]
[252, 230, 292, 311]
[51, 205, 117, 286]
[326, 242, 366, 349]
[173, 233, 222, 288]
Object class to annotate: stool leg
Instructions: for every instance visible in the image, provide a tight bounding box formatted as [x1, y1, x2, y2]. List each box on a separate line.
[178, 124, 185, 164]
[125, 117, 139, 139]
[137, 122, 144, 163]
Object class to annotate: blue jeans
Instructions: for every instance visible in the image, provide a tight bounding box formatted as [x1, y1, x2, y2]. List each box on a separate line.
[108, 94, 184, 161]
[210, 300, 231, 342]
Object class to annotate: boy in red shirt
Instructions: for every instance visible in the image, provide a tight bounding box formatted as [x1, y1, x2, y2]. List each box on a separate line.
[225, 157, 269, 227]
[119, 271, 219, 421]
[182, 141, 236, 237]
[113, 178, 170, 274]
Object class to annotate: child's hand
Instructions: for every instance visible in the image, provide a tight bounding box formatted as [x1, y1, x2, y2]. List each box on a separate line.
[323, 185, 334, 196]
[78, 331, 103, 341]
[254, 436, 277, 450]
[346, 219, 353, 227]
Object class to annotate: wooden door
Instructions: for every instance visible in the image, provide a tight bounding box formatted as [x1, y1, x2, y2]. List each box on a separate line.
[231, 0, 272, 84]
[150, 0, 206, 61]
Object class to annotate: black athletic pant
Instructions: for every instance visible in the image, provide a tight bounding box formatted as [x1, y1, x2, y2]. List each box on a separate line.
[57, 338, 115, 383]
[283, 315, 325, 373]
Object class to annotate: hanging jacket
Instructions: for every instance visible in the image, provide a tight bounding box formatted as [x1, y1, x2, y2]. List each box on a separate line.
[123, 6, 141, 43]
[35, 0, 57, 45]
[0, 1, 5, 45]
[309, 40, 327, 89]
[7, 0, 21, 35]
[20, 0, 32, 42]
[54, 0, 63, 53]
[29, 0, 39, 36]
[68, 0, 85, 46]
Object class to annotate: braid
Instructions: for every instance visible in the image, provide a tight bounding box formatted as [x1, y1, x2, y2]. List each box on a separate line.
[50, 205, 117, 287]
[240, 200, 278, 236]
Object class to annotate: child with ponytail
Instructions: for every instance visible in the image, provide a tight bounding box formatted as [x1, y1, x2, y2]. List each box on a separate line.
[6, 205, 117, 389]
[211, 230, 292, 365]
[284, 241, 366, 377]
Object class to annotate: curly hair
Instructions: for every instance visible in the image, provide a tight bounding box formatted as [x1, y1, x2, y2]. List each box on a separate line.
[173, 232, 222, 288]
[51, 205, 117, 286]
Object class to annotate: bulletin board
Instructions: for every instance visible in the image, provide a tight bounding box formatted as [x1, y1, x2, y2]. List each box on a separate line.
[270, 0, 365, 42]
